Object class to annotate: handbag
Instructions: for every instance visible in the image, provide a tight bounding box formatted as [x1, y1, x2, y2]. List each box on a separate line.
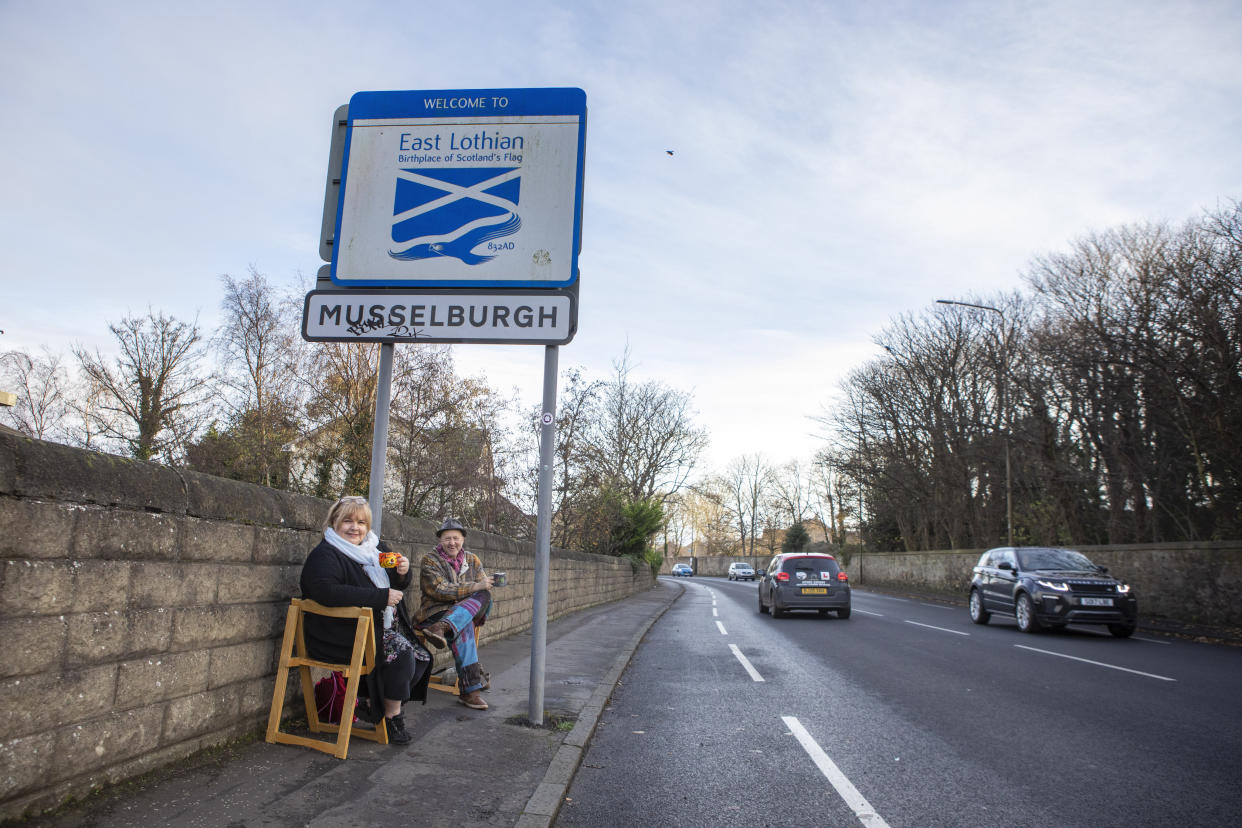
[314, 670, 350, 724]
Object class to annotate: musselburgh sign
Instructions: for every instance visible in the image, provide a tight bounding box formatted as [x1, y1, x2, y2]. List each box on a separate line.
[330, 87, 587, 288]
[302, 289, 575, 345]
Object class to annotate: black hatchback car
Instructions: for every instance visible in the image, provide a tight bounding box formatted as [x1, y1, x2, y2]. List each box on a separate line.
[968, 546, 1138, 637]
[758, 552, 851, 619]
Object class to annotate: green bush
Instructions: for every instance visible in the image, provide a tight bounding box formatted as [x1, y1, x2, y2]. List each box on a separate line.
[611, 497, 665, 575]
[782, 523, 810, 553]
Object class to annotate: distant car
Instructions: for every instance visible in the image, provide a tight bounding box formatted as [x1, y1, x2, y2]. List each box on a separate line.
[671, 563, 693, 577]
[727, 563, 755, 581]
[758, 553, 850, 618]
[968, 546, 1137, 637]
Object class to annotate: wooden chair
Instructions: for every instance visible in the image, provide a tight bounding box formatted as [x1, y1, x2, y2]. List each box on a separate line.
[265, 598, 387, 758]
[427, 669, 460, 695]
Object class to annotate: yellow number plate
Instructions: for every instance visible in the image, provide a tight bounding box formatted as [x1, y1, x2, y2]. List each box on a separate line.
[802, 588, 828, 595]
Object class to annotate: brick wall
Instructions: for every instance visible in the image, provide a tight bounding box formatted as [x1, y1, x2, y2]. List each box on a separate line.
[0, 433, 653, 821]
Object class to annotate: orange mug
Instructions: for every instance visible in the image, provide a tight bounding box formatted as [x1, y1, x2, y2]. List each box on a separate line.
[379, 551, 399, 568]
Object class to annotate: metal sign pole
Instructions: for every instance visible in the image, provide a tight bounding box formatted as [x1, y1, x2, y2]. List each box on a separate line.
[367, 342, 395, 536]
[528, 344, 559, 725]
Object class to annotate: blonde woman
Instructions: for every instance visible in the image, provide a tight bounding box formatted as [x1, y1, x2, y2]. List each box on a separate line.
[300, 496, 430, 744]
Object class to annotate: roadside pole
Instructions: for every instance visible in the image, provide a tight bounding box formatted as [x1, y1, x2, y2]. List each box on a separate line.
[529, 344, 558, 725]
[367, 342, 395, 536]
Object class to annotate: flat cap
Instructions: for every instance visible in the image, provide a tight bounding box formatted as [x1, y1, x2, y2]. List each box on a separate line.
[436, 518, 467, 537]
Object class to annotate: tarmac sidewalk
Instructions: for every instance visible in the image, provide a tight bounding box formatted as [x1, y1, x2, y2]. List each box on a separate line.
[26, 580, 684, 828]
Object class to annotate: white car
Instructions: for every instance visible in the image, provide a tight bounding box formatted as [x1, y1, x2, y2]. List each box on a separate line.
[728, 563, 756, 581]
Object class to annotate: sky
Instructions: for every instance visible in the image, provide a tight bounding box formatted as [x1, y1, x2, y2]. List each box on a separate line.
[2, 0, 1240, 473]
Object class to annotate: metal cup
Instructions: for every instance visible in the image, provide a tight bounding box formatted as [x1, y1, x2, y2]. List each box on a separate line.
[491, 571, 507, 587]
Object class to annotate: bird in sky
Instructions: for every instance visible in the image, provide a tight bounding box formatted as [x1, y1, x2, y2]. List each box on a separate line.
[666, 150, 674, 155]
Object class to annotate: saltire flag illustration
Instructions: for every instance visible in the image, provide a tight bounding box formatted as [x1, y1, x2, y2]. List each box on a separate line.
[389, 167, 522, 265]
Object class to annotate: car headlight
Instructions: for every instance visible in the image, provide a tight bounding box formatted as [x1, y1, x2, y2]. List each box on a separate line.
[1036, 579, 1070, 592]
[1116, 583, 1131, 594]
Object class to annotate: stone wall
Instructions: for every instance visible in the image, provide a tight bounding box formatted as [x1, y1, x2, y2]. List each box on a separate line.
[0, 434, 654, 821]
[668, 541, 1242, 628]
[842, 542, 1242, 627]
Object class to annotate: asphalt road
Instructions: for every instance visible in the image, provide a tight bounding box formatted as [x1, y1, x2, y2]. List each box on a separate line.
[555, 576, 1242, 827]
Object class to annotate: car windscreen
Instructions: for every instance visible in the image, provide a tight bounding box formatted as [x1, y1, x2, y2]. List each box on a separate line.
[1016, 548, 1096, 571]
[782, 559, 839, 580]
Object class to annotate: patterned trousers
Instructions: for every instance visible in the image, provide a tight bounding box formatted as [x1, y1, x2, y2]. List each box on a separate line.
[424, 590, 492, 693]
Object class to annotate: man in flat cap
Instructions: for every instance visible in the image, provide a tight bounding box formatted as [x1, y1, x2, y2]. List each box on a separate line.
[416, 518, 493, 710]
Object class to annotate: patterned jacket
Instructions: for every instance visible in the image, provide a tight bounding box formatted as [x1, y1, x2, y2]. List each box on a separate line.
[415, 548, 488, 622]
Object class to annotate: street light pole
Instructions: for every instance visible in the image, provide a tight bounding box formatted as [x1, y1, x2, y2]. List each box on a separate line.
[936, 299, 1013, 546]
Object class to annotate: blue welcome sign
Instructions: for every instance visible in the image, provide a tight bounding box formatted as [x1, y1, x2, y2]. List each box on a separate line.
[331, 88, 586, 288]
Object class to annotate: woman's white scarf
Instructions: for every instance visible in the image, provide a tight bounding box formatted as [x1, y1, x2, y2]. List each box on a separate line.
[324, 528, 394, 629]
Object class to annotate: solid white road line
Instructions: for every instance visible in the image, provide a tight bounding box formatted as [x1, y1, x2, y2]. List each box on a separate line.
[716, 621, 728, 635]
[1134, 636, 1171, 645]
[920, 602, 953, 610]
[1014, 644, 1176, 681]
[853, 609, 885, 617]
[782, 716, 891, 828]
[904, 620, 970, 636]
[729, 644, 765, 682]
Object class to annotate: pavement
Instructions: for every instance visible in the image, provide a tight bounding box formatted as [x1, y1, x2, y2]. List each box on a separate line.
[25, 580, 684, 828]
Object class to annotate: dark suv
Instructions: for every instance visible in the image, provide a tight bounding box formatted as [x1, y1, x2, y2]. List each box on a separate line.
[758, 553, 851, 619]
[968, 546, 1138, 637]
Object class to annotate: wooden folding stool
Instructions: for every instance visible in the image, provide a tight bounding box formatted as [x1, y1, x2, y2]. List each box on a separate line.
[265, 598, 387, 759]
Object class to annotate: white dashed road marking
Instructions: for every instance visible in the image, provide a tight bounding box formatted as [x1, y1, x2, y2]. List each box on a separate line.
[904, 620, 969, 636]
[1015, 645, 1176, 681]
[729, 644, 765, 682]
[783, 716, 891, 828]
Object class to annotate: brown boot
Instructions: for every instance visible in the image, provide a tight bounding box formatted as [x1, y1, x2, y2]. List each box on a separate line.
[420, 621, 450, 650]
[458, 690, 488, 710]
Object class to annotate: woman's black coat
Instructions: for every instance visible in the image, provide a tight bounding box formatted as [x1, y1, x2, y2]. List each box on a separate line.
[299, 539, 429, 707]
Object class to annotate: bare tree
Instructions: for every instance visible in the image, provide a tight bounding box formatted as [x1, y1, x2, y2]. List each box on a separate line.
[661, 490, 692, 558]
[722, 454, 772, 557]
[809, 448, 854, 544]
[204, 269, 301, 486]
[539, 367, 605, 548]
[0, 347, 69, 440]
[387, 344, 457, 516]
[517, 353, 707, 556]
[680, 478, 738, 558]
[770, 459, 812, 529]
[391, 365, 516, 532]
[290, 341, 379, 497]
[583, 353, 709, 503]
[73, 310, 210, 463]
[822, 203, 1242, 550]
[1026, 209, 1242, 542]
